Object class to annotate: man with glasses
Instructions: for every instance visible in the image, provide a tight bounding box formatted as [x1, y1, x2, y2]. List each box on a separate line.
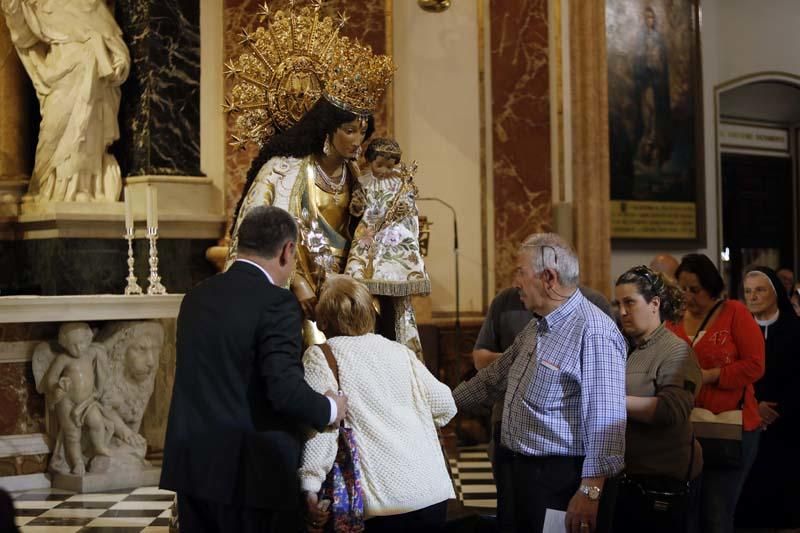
[455, 233, 626, 533]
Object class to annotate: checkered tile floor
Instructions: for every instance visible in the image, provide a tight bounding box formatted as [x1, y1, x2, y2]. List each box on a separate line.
[12, 486, 173, 532]
[10, 446, 496, 531]
[448, 446, 497, 512]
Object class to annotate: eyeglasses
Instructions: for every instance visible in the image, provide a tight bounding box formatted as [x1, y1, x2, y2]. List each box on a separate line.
[629, 265, 662, 290]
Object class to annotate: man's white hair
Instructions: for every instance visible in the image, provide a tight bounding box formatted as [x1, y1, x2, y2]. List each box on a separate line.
[520, 233, 580, 287]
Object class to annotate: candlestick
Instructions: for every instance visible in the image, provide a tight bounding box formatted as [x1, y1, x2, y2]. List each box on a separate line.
[123, 228, 143, 295]
[146, 226, 167, 295]
[124, 186, 133, 230]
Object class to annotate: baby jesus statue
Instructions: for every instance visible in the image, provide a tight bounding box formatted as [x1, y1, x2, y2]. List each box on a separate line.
[345, 138, 430, 356]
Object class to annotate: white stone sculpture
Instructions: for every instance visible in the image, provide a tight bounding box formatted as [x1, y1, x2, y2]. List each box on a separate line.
[33, 321, 164, 483]
[1, 0, 130, 203]
[97, 321, 164, 453]
[33, 322, 112, 475]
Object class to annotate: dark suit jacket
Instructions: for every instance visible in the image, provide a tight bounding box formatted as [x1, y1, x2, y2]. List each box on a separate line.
[159, 261, 331, 510]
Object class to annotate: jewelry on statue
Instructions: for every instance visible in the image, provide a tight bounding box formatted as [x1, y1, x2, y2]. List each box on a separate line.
[315, 161, 347, 202]
[146, 227, 167, 295]
[323, 136, 332, 156]
[123, 228, 143, 295]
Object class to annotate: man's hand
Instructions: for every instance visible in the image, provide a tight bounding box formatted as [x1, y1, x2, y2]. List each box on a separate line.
[565, 479, 603, 533]
[472, 349, 501, 370]
[304, 491, 329, 533]
[759, 401, 779, 426]
[325, 390, 348, 425]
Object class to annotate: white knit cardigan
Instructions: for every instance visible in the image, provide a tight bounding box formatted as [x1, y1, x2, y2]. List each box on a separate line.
[299, 334, 456, 518]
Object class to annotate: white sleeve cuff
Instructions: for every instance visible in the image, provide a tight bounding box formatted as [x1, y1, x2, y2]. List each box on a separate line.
[301, 476, 323, 494]
[327, 395, 338, 425]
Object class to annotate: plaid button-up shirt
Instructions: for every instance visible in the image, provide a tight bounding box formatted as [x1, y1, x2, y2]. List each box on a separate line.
[454, 289, 627, 478]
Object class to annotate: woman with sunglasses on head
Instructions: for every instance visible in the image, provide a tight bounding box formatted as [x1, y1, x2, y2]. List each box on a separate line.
[668, 253, 764, 533]
[614, 266, 703, 532]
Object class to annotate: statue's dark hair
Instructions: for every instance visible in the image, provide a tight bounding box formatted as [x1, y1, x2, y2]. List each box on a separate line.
[365, 137, 401, 164]
[231, 99, 376, 232]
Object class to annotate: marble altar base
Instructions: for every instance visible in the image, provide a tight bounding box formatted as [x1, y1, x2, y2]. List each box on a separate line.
[52, 465, 161, 493]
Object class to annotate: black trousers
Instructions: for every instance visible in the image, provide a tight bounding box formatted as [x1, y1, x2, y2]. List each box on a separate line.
[497, 448, 616, 533]
[364, 500, 448, 533]
[177, 493, 300, 533]
[492, 438, 517, 532]
[613, 475, 701, 533]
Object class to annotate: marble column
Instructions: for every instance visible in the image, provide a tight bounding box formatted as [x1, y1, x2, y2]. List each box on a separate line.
[115, 0, 201, 178]
[0, 12, 32, 221]
[569, 0, 611, 295]
[223, 0, 392, 231]
[489, 0, 551, 291]
[0, 324, 51, 477]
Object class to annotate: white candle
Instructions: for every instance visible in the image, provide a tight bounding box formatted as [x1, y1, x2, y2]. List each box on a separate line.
[152, 186, 158, 230]
[146, 186, 155, 229]
[124, 186, 133, 230]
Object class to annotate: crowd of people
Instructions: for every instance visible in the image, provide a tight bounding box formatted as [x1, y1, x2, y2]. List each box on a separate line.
[158, 83, 795, 533]
[160, 192, 800, 533]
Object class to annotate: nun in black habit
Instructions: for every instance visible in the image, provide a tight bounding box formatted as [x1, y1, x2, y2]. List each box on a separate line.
[735, 266, 800, 529]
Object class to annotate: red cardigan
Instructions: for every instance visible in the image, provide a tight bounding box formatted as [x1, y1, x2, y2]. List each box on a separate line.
[668, 300, 765, 431]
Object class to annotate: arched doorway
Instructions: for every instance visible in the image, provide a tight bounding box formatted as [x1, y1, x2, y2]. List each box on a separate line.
[715, 73, 800, 298]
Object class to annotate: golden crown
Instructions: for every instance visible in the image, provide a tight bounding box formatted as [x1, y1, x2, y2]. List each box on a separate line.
[224, 1, 395, 148]
[366, 137, 402, 160]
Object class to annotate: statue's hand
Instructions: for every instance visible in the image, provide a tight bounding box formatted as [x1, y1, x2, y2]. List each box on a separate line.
[119, 425, 146, 447]
[112, 60, 126, 81]
[291, 276, 317, 320]
[51, 387, 66, 406]
[298, 296, 318, 321]
[58, 376, 72, 392]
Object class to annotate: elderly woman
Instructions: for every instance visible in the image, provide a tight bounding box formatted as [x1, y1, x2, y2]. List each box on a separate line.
[668, 253, 764, 533]
[614, 266, 703, 532]
[735, 267, 800, 529]
[299, 276, 456, 532]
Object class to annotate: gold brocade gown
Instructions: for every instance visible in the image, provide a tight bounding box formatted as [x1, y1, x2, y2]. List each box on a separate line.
[226, 155, 356, 346]
[297, 176, 352, 345]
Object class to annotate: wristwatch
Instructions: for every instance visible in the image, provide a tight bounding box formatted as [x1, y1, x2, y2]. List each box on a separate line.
[579, 484, 602, 501]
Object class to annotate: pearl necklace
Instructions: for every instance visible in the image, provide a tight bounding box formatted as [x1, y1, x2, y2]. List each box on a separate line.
[314, 161, 347, 202]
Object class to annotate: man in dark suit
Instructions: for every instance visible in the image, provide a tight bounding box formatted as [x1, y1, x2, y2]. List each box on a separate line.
[160, 205, 348, 532]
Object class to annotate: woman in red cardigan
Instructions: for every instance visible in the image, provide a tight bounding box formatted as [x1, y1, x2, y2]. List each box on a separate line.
[668, 253, 764, 533]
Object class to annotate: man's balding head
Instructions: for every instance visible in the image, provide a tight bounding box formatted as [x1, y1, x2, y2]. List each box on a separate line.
[649, 254, 680, 279]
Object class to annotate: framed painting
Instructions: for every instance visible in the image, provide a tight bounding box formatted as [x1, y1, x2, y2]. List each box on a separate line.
[606, 0, 705, 247]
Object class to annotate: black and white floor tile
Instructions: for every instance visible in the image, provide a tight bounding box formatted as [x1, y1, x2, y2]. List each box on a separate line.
[12, 486, 173, 532]
[10, 446, 497, 531]
[448, 446, 497, 512]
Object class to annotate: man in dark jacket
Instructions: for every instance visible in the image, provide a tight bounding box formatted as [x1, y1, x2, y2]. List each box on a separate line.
[160, 205, 347, 532]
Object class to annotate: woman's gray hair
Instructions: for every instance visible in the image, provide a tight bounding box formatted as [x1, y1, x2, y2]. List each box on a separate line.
[520, 233, 580, 287]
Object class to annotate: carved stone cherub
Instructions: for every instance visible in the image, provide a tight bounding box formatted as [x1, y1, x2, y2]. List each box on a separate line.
[34, 321, 166, 479]
[33, 322, 111, 475]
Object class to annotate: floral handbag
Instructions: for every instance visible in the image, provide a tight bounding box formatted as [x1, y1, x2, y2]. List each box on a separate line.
[318, 343, 365, 533]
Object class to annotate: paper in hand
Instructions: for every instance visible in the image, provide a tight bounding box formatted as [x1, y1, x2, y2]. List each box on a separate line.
[542, 508, 567, 533]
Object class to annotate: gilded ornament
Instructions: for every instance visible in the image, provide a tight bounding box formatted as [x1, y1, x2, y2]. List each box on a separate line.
[225, 1, 395, 147]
